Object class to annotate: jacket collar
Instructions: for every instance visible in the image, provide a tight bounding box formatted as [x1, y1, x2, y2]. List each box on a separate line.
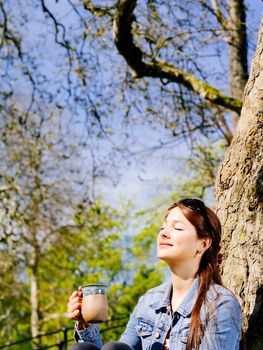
[150, 277, 199, 317]
[149, 281, 172, 310]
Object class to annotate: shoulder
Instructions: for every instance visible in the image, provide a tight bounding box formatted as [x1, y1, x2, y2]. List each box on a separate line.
[200, 284, 242, 347]
[207, 283, 241, 307]
[143, 281, 170, 295]
[205, 283, 242, 323]
[137, 281, 170, 304]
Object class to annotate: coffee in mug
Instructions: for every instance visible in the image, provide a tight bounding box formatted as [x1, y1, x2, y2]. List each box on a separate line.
[81, 283, 108, 323]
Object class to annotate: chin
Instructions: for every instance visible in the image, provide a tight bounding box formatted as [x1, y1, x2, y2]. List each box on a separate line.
[157, 252, 164, 260]
[157, 253, 170, 262]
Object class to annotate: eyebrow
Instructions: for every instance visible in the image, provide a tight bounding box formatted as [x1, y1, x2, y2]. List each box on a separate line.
[163, 219, 185, 224]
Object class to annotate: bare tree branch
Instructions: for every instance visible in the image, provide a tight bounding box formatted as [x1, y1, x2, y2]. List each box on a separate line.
[210, 0, 227, 27]
[0, 0, 22, 57]
[113, 0, 242, 114]
[40, 0, 71, 50]
[83, 0, 116, 16]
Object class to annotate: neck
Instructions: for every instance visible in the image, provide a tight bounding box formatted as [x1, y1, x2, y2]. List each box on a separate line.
[171, 273, 195, 295]
[168, 264, 198, 311]
[169, 260, 198, 288]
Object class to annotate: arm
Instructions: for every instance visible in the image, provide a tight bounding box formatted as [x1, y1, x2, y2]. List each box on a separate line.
[200, 294, 242, 350]
[75, 299, 142, 348]
[74, 322, 103, 347]
[68, 289, 103, 346]
[119, 301, 142, 350]
[68, 289, 143, 349]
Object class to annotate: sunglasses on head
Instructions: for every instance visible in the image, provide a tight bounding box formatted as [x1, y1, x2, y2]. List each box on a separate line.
[177, 198, 212, 234]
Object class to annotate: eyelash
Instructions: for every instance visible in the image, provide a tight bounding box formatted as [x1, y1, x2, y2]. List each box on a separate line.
[159, 227, 183, 231]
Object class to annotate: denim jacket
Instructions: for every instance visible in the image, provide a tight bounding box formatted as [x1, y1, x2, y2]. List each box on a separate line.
[75, 278, 242, 350]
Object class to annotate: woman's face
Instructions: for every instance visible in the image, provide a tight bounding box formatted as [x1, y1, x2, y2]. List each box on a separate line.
[157, 206, 203, 266]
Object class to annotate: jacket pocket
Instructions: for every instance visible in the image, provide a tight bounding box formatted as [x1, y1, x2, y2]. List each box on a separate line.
[135, 318, 154, 349]
[136, 318, 154, 336]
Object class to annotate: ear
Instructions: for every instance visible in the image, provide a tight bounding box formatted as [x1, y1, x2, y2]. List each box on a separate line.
[200, 237, 212, 253]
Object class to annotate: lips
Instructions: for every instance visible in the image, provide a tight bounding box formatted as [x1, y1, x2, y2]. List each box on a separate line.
[159, 242, 173, 247]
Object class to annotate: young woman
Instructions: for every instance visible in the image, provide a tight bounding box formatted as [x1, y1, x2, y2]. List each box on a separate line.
[67, 198, 242, 350]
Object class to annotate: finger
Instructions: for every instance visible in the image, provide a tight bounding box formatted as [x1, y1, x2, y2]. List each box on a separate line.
[67, 298, 81, 310]
[67, 301, 82, 314]
[68, 309, 81, 320]
[68, 299, 81, 310]
[68, 296, 82, 305]
[69, 291, 79, 301]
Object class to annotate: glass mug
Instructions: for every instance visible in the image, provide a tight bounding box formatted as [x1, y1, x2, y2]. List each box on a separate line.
[81, 283, 108, 323]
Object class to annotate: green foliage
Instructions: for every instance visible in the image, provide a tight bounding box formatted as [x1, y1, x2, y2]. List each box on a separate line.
[0, 124, 224, 347]
[0, 249, 31, 344]
[0, 191, 127, 346]
[0, 0, 258, 347]
[0, 191, 165, 347]
[173, 141, 226, 203]
[37, 200, 126, 338]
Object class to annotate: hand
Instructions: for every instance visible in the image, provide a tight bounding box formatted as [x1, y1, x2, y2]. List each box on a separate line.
[67, 288, 90, 328]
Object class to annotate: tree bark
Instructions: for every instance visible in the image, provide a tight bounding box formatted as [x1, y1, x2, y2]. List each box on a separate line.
[227, 0, 248, 129]
[30, 245, 41, 349]
[215, 18, 263, 350]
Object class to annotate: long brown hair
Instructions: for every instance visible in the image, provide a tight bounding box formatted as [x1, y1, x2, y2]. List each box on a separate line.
[168, 200, 223, 350]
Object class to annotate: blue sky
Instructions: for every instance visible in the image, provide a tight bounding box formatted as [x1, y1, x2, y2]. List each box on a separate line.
[3, 0, 262, 211]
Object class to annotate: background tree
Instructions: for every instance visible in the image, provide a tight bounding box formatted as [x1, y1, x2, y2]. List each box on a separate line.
[0, 109, 85, 347]
[0, 103, 128, 347]
[0, 110, 164, 347]
[81, 0, 262, 346]
[0, 0, 262, 348]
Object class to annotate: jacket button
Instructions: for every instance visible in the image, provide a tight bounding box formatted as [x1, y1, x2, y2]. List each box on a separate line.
[154, 332, 161, 339]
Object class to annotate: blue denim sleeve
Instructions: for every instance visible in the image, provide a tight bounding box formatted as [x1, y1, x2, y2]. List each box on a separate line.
[74, 323, 103, 348]
[119, 301, 142, 350]
[200, 293, 242, 350]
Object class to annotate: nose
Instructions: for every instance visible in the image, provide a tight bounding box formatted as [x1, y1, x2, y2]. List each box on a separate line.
[159, 226, 171, 238]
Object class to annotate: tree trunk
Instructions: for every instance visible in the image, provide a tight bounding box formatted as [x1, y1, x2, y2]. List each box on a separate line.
[215, 18, 263, 350]
[227, 0, 248, 129]
[30, 246, 41, 349]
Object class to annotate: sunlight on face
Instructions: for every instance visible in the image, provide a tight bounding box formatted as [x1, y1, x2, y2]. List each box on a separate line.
[157, 206, 200, 266]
